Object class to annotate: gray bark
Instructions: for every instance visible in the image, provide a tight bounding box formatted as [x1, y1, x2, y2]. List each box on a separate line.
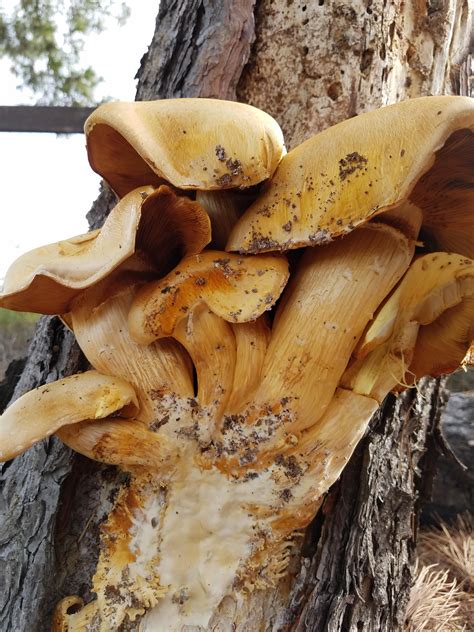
[0, 1, 471, 631]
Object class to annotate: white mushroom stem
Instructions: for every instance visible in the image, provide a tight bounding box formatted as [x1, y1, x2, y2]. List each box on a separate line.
[0, 371, 138, 461]
[254, 223, 413, 433]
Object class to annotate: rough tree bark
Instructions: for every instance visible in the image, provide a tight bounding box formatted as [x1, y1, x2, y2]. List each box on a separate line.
[0, 1, 471, 631]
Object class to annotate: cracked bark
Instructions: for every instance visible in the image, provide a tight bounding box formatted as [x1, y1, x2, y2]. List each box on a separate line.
[0, 1, 471, 631]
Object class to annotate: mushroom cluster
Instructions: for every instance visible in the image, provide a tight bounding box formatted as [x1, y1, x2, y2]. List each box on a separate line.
[1, 96, 473, 631]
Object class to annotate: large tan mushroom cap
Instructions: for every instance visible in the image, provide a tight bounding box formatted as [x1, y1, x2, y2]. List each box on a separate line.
[128, 251, 289, 344]
[227, 96, 474, 257]
[0, 185, 211, 314]
[85, 99, 286, 197]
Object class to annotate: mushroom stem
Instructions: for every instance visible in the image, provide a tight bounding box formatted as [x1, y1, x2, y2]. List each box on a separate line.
[269, 387, 378, 536]
[70, 274, 194, 423]
[255, 223, 413, 433]
[195, 190, 253, 249]
[226, 317, 271, 412]
[173, 303, 236, 417]
[127, 251, 288, 419]
[57, 418, 172, 470]
[0, 371, 138, 461]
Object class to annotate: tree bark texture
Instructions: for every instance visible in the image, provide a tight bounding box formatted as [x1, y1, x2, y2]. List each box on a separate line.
[0, 2, 471, 631]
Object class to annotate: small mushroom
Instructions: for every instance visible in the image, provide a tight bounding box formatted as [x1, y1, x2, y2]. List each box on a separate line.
[341, 252, 474, 400]
[57, 418, 171, 469]
[129, 251, 289, 418]
[227, 95, 474, 257]
[0, 371, 138, 461]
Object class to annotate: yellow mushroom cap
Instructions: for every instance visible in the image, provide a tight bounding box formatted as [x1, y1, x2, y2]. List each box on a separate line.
[0, 371, 138, 462]
[85, 98, 286, 197]
[227, 95, 474, 257]
[0, 185, 211, 314]
[128, 251, 289, 345]
[357, 252, 474, 358]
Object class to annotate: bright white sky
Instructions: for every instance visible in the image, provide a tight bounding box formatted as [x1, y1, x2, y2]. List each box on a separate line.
[0, 2, 159, 281]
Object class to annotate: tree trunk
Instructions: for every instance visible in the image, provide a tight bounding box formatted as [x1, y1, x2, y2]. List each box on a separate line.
[0, 2, 471, 631]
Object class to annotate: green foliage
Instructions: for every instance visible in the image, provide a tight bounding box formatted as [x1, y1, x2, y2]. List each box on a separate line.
[0, 308, 38, 328]
[0, 0, 130, 105]
[0, 308, 38, 377]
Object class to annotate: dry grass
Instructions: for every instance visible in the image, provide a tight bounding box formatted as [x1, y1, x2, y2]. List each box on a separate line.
[405, 514, 473, 631]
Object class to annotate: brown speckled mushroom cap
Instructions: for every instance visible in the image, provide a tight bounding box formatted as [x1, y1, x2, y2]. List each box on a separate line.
[128, 251, 289, 345]
[0, 185, 211, 314]
[227, 96, 474, 257]
[84, 99, 286, 197]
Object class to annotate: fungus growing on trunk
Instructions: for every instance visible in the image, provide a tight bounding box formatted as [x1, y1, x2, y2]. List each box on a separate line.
[342, 252, 474, 400]
[0, 96, 472, 631]
[84, 99, 286, 196]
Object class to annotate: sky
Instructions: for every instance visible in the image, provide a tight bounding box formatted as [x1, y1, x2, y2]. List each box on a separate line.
[0, 2, 159, 281]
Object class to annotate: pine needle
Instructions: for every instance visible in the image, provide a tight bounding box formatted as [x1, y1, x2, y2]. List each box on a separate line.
[405, 514, 473, 631]
[405, 563, 466, 631]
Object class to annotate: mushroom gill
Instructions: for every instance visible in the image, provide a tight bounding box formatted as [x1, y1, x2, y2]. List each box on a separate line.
[341, 252, 474, 401]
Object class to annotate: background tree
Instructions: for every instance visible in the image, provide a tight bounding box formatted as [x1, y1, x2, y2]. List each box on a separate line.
[0, 1, 471, 630]
[0, 0, 129, 105]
